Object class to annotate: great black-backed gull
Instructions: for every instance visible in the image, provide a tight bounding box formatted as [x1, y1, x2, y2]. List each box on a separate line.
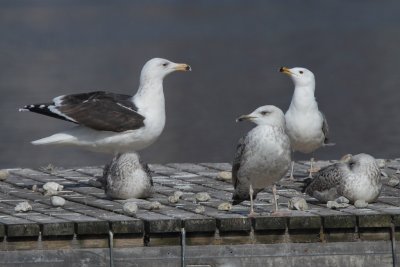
[280, 66, 332, 179]
[303, 153, 381, 203]
[231, 105, 291, 216]
[19, 58, 191, 153]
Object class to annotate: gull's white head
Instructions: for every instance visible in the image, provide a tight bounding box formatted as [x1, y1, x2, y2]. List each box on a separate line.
[236, 105, 286, 127]
[140, 58, 191, 83]
[342, 153, 379, 174]
[280, 67, 315, 88]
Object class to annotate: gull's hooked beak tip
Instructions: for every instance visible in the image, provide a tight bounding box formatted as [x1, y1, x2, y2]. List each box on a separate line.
[236, 115, 254, 122]
[175, 63, 191, 72]
[279, 66, 292, 75]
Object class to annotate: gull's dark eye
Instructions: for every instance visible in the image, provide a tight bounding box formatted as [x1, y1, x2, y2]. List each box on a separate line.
[299, 70, 304, 74]
[348, 161, 355, 168]
[260, 111, 268, 116]
[162, 62, 169, 67]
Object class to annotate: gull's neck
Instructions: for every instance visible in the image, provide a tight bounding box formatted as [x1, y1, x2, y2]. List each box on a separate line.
[133, 76, 165, 110]
[289, 82, 318, 111]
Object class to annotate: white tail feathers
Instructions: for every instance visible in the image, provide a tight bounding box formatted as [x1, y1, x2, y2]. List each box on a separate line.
[31, 133, 74, 145]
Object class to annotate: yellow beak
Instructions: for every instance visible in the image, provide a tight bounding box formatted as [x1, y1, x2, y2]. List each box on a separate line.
[174, 63, 192, 72]
[279, 66, 293, 75]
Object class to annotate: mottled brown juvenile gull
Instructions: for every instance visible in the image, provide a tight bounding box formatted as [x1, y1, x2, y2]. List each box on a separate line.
[280, 66, 332, 179]
[232, 105, 291, 216]
[19, 58, 191, 153]
[103, 152, 153, 199]
[303, 153, 381, 203]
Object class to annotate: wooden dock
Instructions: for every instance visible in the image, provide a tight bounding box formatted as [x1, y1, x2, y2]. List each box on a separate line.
[0, 160, 399, 267]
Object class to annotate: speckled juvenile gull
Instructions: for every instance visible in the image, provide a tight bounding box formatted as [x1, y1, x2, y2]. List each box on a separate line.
[20, 58, 191, 154]
[232, 105, 291, 216]
[103, 152, 153, 199]
[303, 153, 381, 203]
[280, 67, 332, 179]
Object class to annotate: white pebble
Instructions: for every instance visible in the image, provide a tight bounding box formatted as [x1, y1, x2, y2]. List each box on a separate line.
[335, 196, 350, 204]
[354, 199, 368, 208]
[168, 195, 179, 204]
[173, 191, 184, 199]
[216, 171, 232, 181]
[43, 182, 63, 192]
[0, 170, 9, 181]
[50, 196, 66, 207]
[195, 192, 211, 202]
[288, 197, 308, 211]
[149, 201, 162, 210]
[218, 202, 232, 211]
[15, 201, 32, 212]
[387, 176, 400, 187]
[195, 206, 206, 214]
[123, 202, 138, 216]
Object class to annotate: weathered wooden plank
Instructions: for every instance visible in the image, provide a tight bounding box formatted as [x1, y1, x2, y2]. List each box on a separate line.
[0, 209, 40, 237]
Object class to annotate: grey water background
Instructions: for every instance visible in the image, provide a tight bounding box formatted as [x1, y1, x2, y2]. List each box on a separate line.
[1, 0, 400, 168]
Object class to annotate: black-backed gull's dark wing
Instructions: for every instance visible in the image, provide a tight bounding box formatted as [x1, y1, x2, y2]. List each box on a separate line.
[21, 91, 145, 132]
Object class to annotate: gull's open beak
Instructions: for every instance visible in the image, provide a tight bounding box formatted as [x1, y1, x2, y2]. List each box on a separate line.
[279, 66, 293, 76]
[174, 63, 192, 72]
[236, 114, 256, 122]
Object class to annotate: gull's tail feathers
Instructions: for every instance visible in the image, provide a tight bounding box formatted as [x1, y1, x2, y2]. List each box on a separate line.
[32, 133, 75, 146]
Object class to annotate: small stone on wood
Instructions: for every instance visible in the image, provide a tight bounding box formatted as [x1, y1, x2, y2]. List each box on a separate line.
[288, 197, 308, 211]
[218, 202, 232, 211]
[354, 199, 368, 208]
[387, 175, 400, 187]
[123, 202, 138, 216]
[335, 196, 350, 204]
[195, 206, 205, 214]
[168, 195, 179, 204]
[195, 192, 211, 202]
[43, 182, 64, 196]
[149, 201, 162, 210]
[15, 201, 32, 212]
[50, 196, 66, 207]
[173, 191, 184, 199]
[0, 170, 9, 181]
[216, 171, 232, 181]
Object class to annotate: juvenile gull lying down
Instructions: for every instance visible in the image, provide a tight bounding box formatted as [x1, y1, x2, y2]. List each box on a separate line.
[303, 153, 382, 204]
[19, 58, 191, 153]
[232, 105, 291, 216]
[280, 67, 332, 179]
